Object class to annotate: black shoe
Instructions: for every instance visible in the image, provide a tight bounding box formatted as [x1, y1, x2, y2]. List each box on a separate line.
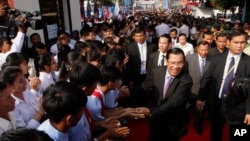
[194, 125, 202, 135]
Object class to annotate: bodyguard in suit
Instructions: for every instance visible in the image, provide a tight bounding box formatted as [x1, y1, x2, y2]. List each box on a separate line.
[125, 26, 157, 107]
[209, 33, 228, 56]
[147, 34, 171, 75]
[186, 41, 211, 134]
[137, 48, 193, 141]
[196, 29, 250, 141]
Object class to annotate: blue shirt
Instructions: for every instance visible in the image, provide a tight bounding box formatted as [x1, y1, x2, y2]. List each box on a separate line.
[104, 88, 119, 108]
[68, 112, 91, 141]
[87, 86, 105, 120]
[38, 119, 68, 141]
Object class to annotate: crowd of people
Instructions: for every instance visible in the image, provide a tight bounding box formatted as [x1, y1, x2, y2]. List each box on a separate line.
[1, 0, 250, 141]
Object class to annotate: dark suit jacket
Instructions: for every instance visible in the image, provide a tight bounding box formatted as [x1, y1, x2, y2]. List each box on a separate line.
[148, 67, 193, 139]
[186, 53, 211, 98]
[125, 41, 157, 85]
[197, 50, 250, 123]
[209, 47, 228, 56]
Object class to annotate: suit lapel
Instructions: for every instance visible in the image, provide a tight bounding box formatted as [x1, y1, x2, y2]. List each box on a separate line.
[204, 55, 211, 71]
[164, 77, 180, 99]
[235, 53, 247, 77]
[154, 52, 160, 66]
[194, 54, 200, 76]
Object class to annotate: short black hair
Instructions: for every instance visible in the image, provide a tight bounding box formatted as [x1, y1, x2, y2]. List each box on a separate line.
[159, 34, 171, 43]
[69, 62, 100, 88]
[196, 41, 210, 48]
[37, 53, 52, 71]
[228, 29, 247, 41]
[0, 66, 22, 85]
[0, 128, 53, 141]
[166, 48, 185, 61]
[29, 33, 40, 40]
[0, 37, 11, 47]
[105, 48, 125, 67]
[98, 65, 122, 86]
[42, 81, 87, 123]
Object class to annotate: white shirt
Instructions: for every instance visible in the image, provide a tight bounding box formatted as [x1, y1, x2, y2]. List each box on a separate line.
[0, 112, 16, 135]
[39, 72, 55, 94]
[11, 91, 40, 129]
[179, 24, 190, 37]
[137, 41, 147, 74]
[38, 119, 69, 141]
[86, 86, 105, 120]
[218, 52, 241, 98]
[158, 52, 167, 66]
[0, 32, 25, 69]
[155, 23, 170, 37]
[174, 42, 194, 56]
[190, 26, 197, 40]
[171, 38, 178, 47]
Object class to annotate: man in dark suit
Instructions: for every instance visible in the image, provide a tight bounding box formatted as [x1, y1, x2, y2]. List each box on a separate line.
[186, 41, 212, 134]
[147, 34, 171, 75]
[137, 48, 193, 141]
[197, 29, 250, 141]
[125, 26, 157, 107]
[209, 33, 228, 56]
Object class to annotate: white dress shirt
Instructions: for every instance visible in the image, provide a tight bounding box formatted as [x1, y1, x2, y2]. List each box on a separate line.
[38, 119, 69, 141]
[0, 32, 25, 69]
[157, 52, 167, 66]
[0, 112, 16, 135]
[137, 41, 147, 74]
[11, 91, 40, 129]
[218, 52, 241, 98]
[39, 72, 56, 94]
[174, 42, 194, 56]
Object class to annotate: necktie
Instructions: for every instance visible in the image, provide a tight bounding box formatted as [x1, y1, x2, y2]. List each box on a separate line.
[220, 57, 235, 99]
[200, 59, 205, 76]
[161, 55, 165, 66]
[172, 40, 175, 46]
[163, 76, 173, 98]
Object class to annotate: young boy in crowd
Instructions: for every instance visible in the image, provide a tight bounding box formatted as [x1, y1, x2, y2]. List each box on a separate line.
[38, 81, 87, 141]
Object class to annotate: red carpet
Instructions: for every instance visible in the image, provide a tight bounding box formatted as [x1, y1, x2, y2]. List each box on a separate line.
[125, 115, 229, 141]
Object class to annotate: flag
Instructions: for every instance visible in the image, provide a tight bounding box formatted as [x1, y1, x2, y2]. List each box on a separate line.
[86, 0, 91, 18]
[104, 6, 109, 19]
[80, 2, 85, 20]
[94, 2, 99, 18]
[166, 0, 170, 10]
[114, 0, 120, 17]
[241, 0, 247, 23]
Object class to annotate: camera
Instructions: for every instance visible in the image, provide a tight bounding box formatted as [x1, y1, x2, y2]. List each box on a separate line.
[230, 77, 250, 99]
[5, 5, 43, 30]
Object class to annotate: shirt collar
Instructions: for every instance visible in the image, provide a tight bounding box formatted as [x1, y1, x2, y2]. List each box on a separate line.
[198, 54, 206, 61]
[11, 94, 24, 106]
[159, 51, 167, 57]
[138, 41, 146, 47]
[227, 51, 242, 61]
[39, 72, 52, 79]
